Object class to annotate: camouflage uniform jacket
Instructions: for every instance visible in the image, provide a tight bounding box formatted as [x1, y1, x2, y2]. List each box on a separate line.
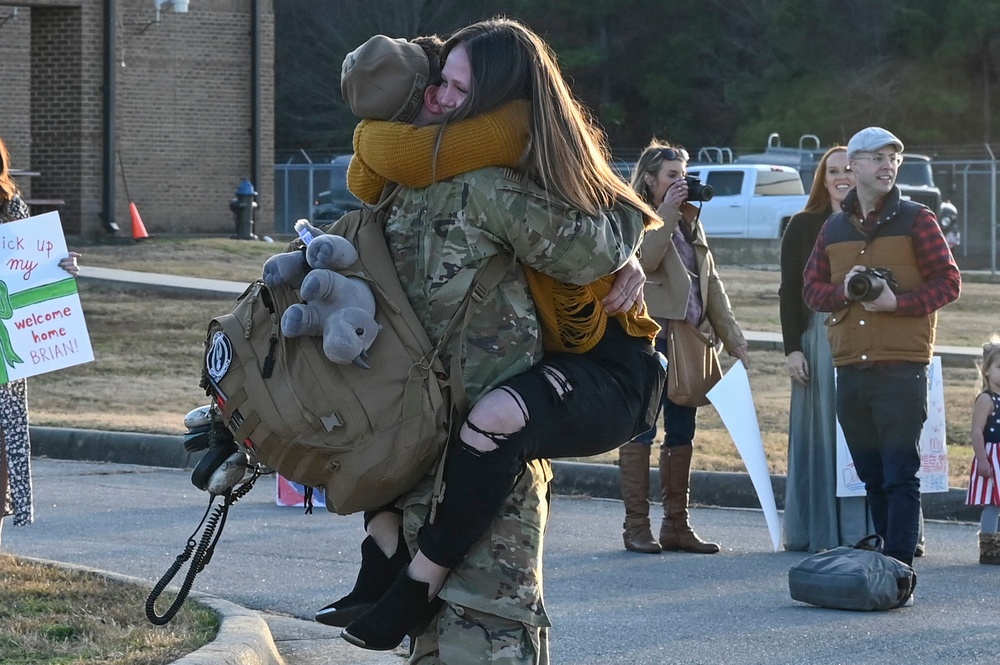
[391, 166, 645, 626]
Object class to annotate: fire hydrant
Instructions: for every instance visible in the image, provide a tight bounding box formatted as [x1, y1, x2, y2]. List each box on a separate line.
[229, 179, 258, 240]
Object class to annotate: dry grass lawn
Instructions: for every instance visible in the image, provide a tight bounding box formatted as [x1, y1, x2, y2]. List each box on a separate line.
[0, 555, 216, 664]
[28, 236, 999, 489]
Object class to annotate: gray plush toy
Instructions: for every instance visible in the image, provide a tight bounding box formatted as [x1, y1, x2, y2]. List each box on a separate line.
[261, 220, 380, 367]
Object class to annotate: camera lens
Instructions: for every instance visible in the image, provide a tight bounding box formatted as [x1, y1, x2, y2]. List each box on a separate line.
[684, 176, 715, 202]
[847, 273, 883, 302]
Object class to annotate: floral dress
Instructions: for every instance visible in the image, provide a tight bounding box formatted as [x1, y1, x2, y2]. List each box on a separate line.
[1, 194, 33, 526]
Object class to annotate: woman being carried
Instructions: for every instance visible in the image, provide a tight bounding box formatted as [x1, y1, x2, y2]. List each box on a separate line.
[335, 19, 664, 654]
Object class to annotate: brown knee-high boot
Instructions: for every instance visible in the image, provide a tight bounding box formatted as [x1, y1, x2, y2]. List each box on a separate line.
[619, 442, 661, 553]
[659, 444, 720, 553]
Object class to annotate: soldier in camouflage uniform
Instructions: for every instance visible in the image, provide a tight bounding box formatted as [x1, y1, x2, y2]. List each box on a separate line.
[386, 167, 645, 665]
[320, 35, 561, 661]
[336, 19, 660, 663]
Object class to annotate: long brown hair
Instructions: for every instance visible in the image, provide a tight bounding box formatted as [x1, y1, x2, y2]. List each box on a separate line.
[802, 146, 847, 215]
[439, 18, 659, 229]
[0, 136, 19, 204]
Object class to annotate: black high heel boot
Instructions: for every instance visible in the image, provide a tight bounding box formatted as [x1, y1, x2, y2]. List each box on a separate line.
[314, 527, 410, 627]
[340, 568, 442, 651]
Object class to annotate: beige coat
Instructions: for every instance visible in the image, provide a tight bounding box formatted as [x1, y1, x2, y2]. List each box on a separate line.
[639, 204, 746, 353]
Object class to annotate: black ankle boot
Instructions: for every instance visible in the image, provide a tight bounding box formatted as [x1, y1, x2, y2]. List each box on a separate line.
[314, 528, 410, 627]
[340, 568, 442, 651]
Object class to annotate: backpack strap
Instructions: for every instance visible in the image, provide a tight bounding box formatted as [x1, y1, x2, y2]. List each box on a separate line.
[435, 250, 514, 417]
[428, 250, 514, 523]
[367, 182, 516, 523]
[367, 181, 512, 419]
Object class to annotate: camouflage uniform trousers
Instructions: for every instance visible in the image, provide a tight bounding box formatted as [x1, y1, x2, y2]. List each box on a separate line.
[402, 459, 553, 665]
[409, 604, 549, 665]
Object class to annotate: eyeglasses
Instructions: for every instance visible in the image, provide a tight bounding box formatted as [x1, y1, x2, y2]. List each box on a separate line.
[852, 153, 903, 166]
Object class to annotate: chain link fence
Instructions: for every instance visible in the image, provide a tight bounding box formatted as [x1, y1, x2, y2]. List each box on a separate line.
[272, 149, 998, 273]
[935, 156, 999, 274]
[273, 152, 359, 234]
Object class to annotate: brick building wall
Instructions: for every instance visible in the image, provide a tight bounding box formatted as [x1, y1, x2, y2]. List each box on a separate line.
[0, 0, 274, 238]
[31, 5, 86, 234]
[0, 7, 32, 196]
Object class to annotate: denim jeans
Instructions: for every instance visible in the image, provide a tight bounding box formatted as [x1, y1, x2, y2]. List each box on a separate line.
[836, 362, 927, 565]
[634, 337, 697, 449]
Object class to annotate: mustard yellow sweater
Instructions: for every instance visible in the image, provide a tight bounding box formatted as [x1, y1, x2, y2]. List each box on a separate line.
[349, 101, 658, 353]
[348, 101, 532, 205]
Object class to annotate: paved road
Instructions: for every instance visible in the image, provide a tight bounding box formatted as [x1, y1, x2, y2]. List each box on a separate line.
[6, 459, 999, 664]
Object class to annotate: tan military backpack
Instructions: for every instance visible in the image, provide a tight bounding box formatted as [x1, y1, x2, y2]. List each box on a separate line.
[200, 196, 511, 515]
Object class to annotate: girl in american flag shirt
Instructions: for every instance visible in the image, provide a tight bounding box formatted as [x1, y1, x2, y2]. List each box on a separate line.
[967, 337, 1000, 564]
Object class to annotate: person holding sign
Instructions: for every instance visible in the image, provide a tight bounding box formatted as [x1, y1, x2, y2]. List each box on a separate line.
[0, 135, 80, 548]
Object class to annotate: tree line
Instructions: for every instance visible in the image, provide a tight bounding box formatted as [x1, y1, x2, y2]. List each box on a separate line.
[275, 0, 1000, 159]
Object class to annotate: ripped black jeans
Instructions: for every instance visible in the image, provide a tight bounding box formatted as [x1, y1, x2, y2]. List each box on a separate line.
[418, 318, 666, 567]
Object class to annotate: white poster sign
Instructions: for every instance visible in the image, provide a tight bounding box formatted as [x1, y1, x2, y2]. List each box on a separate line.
[0, 212, 94, 383]
[836, 356, 949, 497]
[707, 361, 782, 552]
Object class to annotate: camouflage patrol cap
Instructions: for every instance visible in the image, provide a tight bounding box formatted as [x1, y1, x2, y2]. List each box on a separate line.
[341, 35, 429, 122]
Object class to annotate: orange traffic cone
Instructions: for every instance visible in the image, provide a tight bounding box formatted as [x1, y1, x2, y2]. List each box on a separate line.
[129, 202, 149, 241]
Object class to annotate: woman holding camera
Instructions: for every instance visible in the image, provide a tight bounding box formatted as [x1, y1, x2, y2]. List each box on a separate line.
[618, 140, 748, 555]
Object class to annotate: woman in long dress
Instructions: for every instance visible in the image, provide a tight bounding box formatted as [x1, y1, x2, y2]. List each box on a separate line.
[780, 146, 871, 552]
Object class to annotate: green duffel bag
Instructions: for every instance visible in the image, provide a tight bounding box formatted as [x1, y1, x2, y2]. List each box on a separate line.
[788, 535, 916, 611]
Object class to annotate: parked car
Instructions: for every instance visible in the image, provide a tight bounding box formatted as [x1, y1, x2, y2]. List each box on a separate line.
[684, 164, 808, 239]
[313, 154, 361, 222]
[896, 154, 961, 247]
[733, 134, 961, 246]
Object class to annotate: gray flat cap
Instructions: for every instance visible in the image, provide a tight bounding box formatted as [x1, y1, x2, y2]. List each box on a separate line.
[847, 127, 904, 158]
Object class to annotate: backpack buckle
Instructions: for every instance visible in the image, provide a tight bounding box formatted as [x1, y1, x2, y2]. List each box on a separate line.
[471, 281, 489, 303]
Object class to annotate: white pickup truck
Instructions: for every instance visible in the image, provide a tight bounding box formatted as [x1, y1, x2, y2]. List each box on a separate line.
[684, 164, 808, 239]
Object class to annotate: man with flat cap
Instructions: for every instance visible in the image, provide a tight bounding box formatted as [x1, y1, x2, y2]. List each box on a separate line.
[803, 127, 961, 577]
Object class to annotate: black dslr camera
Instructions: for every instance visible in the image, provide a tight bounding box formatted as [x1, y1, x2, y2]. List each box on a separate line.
[684, 175, 714, 202]
[847, 267, 897, 302]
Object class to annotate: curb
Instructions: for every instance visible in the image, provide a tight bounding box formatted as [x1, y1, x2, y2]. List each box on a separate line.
[29, 426, 980, 522]
[551, 459, 980, 523]
[30, 426, 200, 469]
[13, 556, 283, 665]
